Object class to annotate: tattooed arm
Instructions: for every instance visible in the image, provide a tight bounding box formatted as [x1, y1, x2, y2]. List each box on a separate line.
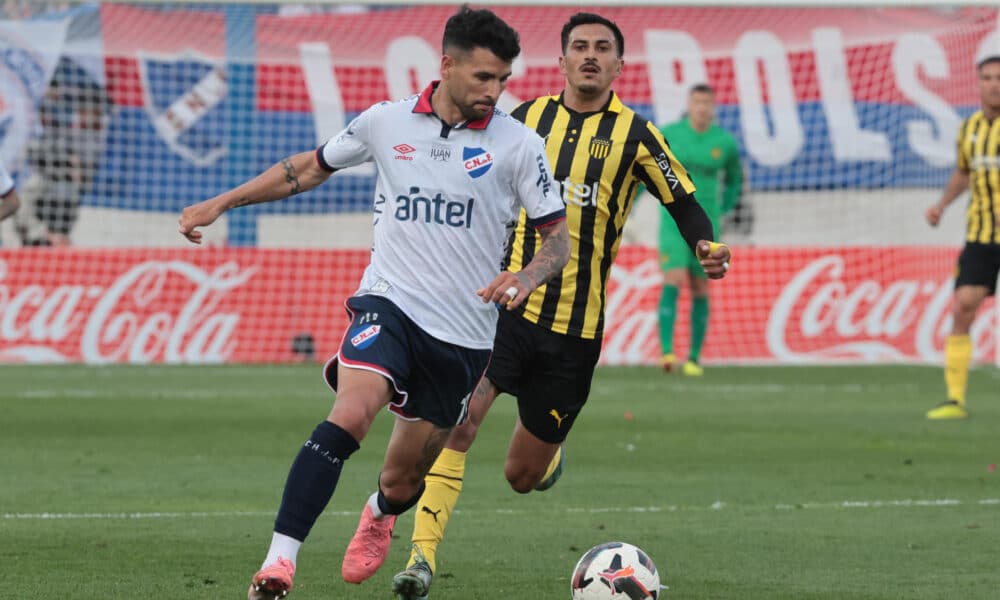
[179, 151, 332, 244]
[477, 219, 570, 309]
[516, 220, 570, 291]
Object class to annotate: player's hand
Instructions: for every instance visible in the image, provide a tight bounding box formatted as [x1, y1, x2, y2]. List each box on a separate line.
[477, 271, 534, 310]
[696, 241, 731, 280]
[926, 204, 944, 227]
[178, 198, 225, 244]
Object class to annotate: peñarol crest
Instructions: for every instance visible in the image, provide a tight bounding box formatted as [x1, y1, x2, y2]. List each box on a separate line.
[588, 136, 611, 160]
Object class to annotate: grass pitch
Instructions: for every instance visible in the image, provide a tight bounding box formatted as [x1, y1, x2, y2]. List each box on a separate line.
[3, 364, 998, 599]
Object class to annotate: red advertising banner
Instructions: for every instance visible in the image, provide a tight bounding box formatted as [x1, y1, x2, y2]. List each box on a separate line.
[0, 247, 994, 365]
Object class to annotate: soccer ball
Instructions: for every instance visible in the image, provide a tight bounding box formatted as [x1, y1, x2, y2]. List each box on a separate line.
[570, 541, 661, 599]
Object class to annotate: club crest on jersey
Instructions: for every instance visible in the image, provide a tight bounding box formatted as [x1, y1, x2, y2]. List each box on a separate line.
[138, 50, 227, 166]
[350, 324, 381, 349]
[463, 147, 493, 178]
[588, 136, 612, 160]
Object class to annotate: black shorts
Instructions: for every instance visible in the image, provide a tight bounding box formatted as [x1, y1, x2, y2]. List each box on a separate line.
[486, 309, 602, 443]
[324, 295, 492, 428]
[955, 242, 1000, 295]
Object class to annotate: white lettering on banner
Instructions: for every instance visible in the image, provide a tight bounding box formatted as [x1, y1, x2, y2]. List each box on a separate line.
[0, 260, 256, 364]
[602, 258, 662, 365]
[892, 34, 960, 168]
[976, 30, 1000, 65]
[734, 31, 804, 166]
[766, 255, 994, 363]
[299, 42, 345, 145]
[813, 28, 891, 161]
[384, 36, 438, 101]
[644, 30, 708, 126]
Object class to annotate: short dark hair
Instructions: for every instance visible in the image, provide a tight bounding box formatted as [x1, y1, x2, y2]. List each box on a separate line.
[690, 83, 715, 96]
[442, 6, 520, 63]
[977, 55, 1000, 71]
[561, 12, 625, 58]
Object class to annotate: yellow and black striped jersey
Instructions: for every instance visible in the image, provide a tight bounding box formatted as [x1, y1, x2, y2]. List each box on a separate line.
[957, 111, 1000, 244]
[507, 91, 696, 339]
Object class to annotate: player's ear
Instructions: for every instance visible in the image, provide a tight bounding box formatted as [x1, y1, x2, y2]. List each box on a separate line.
[441, 54, 454, 80]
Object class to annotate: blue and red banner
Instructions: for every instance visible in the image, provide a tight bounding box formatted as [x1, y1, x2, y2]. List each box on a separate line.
[6, 4, 1000, 231]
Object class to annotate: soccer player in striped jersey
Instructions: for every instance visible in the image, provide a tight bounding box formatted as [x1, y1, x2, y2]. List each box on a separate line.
[180, 7, 570, 599]
[0, 159, 20, 225]
[924, 55, 1000, 420]
[658, 84, 743, 376]
[394, 12, 731, 600]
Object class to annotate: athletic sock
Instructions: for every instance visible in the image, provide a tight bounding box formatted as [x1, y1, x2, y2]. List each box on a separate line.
[272, 421, 359, 543]
[944, 334, 972, 405]
[689, 296, 709, 363]
[262, 532, 302, 569]
[408, 448, 466, 574]
[658, 285, 679, 355]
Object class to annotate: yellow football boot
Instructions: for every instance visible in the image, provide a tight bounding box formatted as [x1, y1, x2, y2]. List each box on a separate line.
[682, 361, 704, 377]
[926, 400, 968, 420]
[661, 353, 677, 373]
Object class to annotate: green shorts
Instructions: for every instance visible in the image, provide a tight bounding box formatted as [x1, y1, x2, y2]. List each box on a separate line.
[658, 215, 719, 278]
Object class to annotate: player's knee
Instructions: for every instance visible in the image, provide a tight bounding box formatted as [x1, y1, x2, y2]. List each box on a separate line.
[504, 463, 544, 494]
[379, 467, 426, 501]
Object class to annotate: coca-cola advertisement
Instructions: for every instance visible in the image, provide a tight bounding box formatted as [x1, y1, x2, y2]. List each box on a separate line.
[604, 246, 996, 365]
[0, 246, 994, 365]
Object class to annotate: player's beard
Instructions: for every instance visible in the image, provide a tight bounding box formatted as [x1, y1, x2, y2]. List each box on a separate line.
[458, 99, 493, 121]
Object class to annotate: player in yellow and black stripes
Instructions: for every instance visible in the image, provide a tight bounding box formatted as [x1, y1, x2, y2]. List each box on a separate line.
[924, 55, 1000, 420]
[392, 12, 732, 599]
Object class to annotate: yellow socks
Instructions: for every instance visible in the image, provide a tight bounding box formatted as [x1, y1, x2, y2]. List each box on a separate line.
[944, 334, 971, 405]
[540, 445, 562, 482]
[408, 448, 466, 573]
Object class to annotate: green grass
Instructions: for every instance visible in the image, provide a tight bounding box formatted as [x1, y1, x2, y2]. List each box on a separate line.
[3, 364, 999, 599]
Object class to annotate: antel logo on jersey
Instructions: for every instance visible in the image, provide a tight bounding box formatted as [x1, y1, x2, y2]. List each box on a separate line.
[393, 143, 416, 161]
[463, 147, 493, 178]
[350, 324, 381, 349]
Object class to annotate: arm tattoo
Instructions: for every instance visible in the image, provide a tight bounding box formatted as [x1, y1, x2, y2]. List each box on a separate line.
[232, 197, 252, 208]
[281, 158, 301, 195]
[518, 221, 570, 290]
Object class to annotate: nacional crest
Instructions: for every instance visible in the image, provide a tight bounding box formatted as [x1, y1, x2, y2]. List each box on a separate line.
[463, 146, 493, 178]
[588, 136, 612, 159]
[138, 50, 228, 166]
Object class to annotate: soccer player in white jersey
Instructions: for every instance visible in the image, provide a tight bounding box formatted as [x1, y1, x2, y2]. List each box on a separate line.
[0, 159, 20, 224]
[177, 7, 569, 600]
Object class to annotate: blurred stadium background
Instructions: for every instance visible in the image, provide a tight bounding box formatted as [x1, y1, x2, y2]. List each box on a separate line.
[1, 0, 998, 367]
[2, 2, 998, 599]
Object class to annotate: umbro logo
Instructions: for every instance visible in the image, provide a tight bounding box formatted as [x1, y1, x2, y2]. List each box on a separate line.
[394, 143, 416, 161]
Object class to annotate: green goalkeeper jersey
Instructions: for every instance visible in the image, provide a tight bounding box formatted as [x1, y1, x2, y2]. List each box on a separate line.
[660, 117, 742, 234]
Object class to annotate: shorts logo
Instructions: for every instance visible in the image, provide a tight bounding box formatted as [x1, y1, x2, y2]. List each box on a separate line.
[393, 143, 416, 161]
[550, 409, 568, 428]
[350, 324, 381, 349]
[463, 147, 493, 178]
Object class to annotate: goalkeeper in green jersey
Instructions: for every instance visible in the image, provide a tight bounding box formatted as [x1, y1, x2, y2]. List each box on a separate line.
[658, 84, 742, 375]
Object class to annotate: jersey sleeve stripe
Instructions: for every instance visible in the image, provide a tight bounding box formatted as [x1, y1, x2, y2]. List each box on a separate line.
[315, 145, 335, 172]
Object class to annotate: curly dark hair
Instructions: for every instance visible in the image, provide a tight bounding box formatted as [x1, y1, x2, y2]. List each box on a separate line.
[442, 5, 520, 63]
[560, 12, 624, 59]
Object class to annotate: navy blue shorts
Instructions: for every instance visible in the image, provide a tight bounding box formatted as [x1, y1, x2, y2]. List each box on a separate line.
[324, 295, 492, 428]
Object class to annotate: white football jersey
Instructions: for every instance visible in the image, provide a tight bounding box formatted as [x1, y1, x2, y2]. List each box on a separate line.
[0, 160, 13, 197]
[318, 82, 566, 349]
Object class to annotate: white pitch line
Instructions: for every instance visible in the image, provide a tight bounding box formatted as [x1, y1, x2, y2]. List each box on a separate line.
[5, 498, 998, 521]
